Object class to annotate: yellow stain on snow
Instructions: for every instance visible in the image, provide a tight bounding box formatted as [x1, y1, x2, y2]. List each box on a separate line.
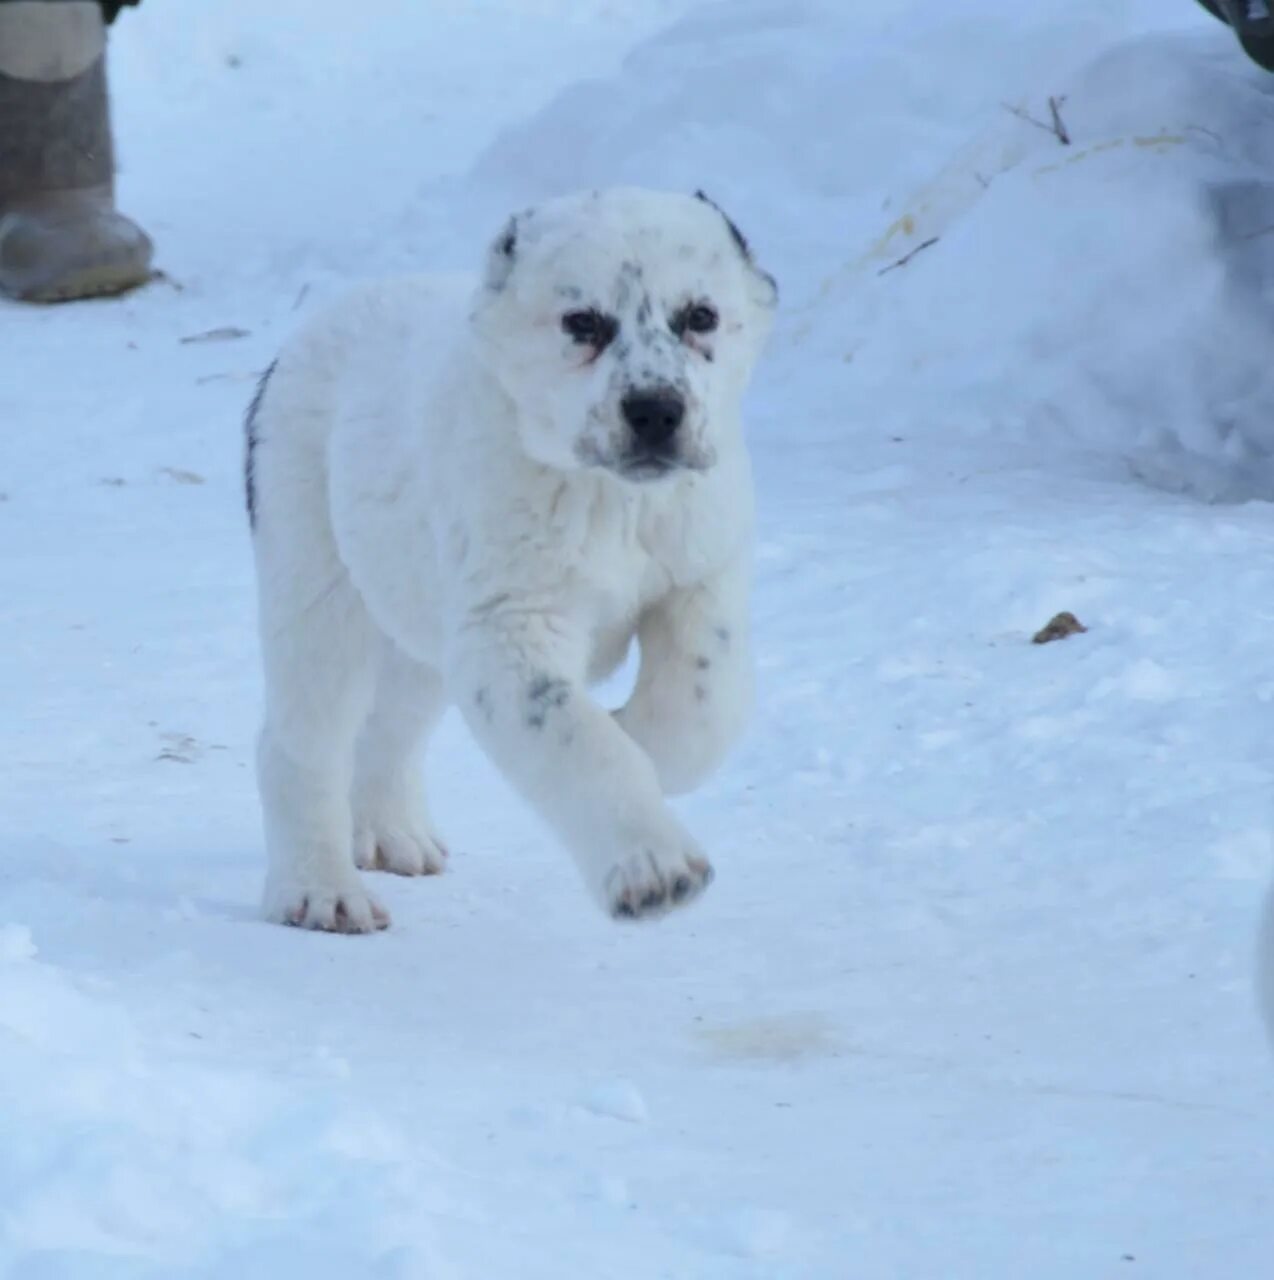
[1033, 133, 1187, 178]
[790, 129, 1194, 336]
[693, 1013, 838, 1063]
[869, 211, 916, 253]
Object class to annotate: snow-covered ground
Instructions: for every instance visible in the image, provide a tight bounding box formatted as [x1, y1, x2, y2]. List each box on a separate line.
[3, 1, 1274, 1275]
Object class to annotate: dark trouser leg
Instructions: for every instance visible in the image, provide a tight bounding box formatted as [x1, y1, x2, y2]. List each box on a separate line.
[1195, 0, 1274, 71]
[0, 0, 152, 301]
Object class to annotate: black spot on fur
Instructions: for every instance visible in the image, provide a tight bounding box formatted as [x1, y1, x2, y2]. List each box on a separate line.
[713, 625, 732, 647]
[525, 673, 571, 729]
[695, 655, 712, 670]
[615, 260, 645, 312]
[243, 359, 277, 531]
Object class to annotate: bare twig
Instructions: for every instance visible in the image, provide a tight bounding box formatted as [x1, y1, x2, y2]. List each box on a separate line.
[149, 268, 185, 293]
[1186, 124, 1222, 146]
[158, 466, 206, 486]
[1003, 102, 1051, 135]
[1048, 95, 1071, 146]
[195, 369, 268, 386]
[180, 326, 250, 345]
[877, 236, 939, 276]
[1003, 96, 1071, 146]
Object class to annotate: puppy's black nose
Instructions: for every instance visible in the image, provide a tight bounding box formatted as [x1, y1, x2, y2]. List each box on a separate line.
[621, 388, 685, 446]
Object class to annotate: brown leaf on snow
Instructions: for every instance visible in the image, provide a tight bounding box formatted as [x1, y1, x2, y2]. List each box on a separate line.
[1032, 611, 1088, 645]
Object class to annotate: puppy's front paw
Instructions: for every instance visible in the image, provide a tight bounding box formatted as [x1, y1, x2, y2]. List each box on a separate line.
[604, 843, 714, 921]
[263, 872, 389, 934]
[353, 820, 448, 877]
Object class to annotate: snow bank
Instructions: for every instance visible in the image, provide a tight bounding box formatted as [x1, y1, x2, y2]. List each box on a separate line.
[0, 927, 448, 1278]
[452, 0, 1274, 499]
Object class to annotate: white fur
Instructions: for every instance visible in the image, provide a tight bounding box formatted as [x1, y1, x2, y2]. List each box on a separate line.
[247, 188, 775, 932]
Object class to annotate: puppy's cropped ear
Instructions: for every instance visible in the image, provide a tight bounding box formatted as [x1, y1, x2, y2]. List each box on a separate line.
[694, 189, 778, 308]
[483, 211, 526, 292]
[694, 189, 755, 261]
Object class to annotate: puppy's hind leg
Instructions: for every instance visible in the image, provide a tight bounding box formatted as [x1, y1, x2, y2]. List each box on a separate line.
[353, 643, 449, 877]
[255, 546, 387, 933]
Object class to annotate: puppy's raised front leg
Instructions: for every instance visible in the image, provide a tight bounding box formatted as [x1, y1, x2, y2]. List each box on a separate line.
[614, 558, 753, 795]
[451, 616, 713, 920]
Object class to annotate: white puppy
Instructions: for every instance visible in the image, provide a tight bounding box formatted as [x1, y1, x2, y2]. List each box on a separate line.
[245, 187, 776, 932]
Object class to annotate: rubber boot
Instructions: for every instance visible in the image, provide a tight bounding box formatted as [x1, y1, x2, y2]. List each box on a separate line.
[0, 0, 152, 302]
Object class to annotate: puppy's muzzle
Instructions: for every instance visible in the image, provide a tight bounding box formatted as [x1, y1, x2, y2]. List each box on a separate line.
[620, 385, 686, 478]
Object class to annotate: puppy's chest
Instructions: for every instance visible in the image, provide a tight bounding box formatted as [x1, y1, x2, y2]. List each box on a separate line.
[575, 520, 670, 626]
[563, 494, 715, 673]
[577, 543, 665, 683]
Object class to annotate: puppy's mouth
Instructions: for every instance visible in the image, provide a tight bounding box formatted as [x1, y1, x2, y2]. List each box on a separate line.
[575, 437, 715, 482]
[617, 447, 681, 482]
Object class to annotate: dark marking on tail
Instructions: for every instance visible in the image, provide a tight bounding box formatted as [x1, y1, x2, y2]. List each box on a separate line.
[244, 359, 277, 530]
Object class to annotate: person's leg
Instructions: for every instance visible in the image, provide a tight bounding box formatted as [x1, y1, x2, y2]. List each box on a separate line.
[0, 0, 151, 301]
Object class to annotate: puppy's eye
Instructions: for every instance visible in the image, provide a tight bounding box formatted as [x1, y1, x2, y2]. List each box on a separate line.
[671, 302, 719, 337]
[561, 308, 617, 348]
[685, 303, 719, 333]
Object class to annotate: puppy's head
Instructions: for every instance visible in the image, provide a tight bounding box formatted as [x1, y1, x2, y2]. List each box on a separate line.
[470, 187, 776, 481]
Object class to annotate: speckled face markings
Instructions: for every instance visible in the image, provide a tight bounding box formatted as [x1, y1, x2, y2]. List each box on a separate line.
[560, 234, 735, 478]
[635, 295, 653, 333]
[614, 260, 644, 314]
[474, 188, 775, 482]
